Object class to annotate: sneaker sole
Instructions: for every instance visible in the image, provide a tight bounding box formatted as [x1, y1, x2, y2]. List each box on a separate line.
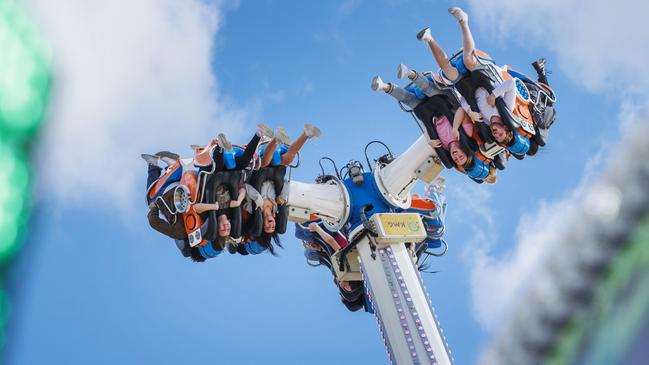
[155, 151, 180, 160]
[416, 28, 429, 41]
[218, 134, 232, 151]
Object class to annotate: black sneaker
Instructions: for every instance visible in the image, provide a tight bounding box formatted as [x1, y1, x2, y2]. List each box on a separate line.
[527, 141, 540, 156]
[416, 27, 432, 41]
[532, 58, 546, 73]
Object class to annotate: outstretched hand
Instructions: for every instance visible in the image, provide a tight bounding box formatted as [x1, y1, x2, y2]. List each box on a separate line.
[468, 110, 483, 122]
[308, 222, 319, 232]
[428, 139, 442, 149]
[487, 94, 496, 107]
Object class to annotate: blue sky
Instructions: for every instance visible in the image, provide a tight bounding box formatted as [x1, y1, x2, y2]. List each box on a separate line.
[8, 0, 646, 364]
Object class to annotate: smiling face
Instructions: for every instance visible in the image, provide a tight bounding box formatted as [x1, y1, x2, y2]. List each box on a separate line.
[448, 142, 468, 166]
[217, 214, 231, 237]
[490, 122, 509, 143]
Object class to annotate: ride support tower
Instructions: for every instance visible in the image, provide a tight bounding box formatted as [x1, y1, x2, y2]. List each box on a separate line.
[287, 135, 453, 365]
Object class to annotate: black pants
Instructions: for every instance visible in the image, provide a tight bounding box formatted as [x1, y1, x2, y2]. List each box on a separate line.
[212, 134, 261, 171]
[537, 72, 548, 86]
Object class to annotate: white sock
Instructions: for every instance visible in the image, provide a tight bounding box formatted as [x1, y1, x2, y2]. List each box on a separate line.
[448, 7, 468, 24]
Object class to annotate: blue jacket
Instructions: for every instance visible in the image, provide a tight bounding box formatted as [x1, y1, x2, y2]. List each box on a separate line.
[244, 241, 267, 255]
[465, 156, 490, 180]
[506, 130, 530, 157]
[198, 242, 223, 259]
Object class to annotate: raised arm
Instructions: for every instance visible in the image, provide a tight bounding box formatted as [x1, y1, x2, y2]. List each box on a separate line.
[308, 222, 341, 251]
[245, 183, 264, 209]
[230, 187, 247, 208]
[276, 180, 290, 205]
[193, 202, 219, 214]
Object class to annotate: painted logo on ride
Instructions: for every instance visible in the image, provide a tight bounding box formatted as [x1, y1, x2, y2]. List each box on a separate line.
[376, 213, 425, 238]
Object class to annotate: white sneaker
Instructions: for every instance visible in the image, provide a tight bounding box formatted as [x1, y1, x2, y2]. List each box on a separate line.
[190, 144, 205, 151]
[256, 123, 274, 138]
[397, 63, 411, 80]
[371, 75, 387, 92]
[218, 133, 233, 152]
[303, 124, 321, 138]
[141, 154, 160, 166]
[416, 27, 433, 42]
[275, 127, 291, 145]
[448, 7, 468, 24]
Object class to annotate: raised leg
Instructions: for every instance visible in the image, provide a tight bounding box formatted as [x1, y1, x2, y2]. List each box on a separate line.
[387, 84, 422, 109]
[449, 7, 477, 70]
[261, 139, 279, 168]
[235, 133, 261, 170]
[281, 133, 308, 166]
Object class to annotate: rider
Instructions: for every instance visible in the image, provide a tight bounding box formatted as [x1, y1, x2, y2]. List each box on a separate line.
[142, 151, 223, 262]
[142, 151, 186, 240]
[203, 124, 274, 242]
[300, 220, 364, 311]
[480, 77, 536, 157]
[416, 7, 481, 84]
[417, 7, 544, 157]
[245, 124, 321, 241]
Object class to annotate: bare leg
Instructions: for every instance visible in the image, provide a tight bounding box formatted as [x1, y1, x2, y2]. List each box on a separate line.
[418, 27, 460, 81]
[449, 7, 477, 70]
[260, 139, 279, 168]
[428, 39, 459, 81]
[281, 132, 309, 166]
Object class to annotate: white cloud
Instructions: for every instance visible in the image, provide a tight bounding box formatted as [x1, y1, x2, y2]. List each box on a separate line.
[461, 0, 649, 331]
[465, 97, 648, 332]
[466, 167, 593, 330]
[25, 0, 252, 213]
[467, 0, 649, 92]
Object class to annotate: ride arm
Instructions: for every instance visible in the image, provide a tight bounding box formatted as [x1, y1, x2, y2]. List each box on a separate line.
[230, 187, 246, 208]
[147, 203, 178, 239]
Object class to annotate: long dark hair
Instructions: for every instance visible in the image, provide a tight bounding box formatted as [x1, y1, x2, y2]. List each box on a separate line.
[257, 231, 282, 256]
[190, 247, 206, 263]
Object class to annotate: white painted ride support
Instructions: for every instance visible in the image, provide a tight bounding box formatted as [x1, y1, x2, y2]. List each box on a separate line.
[375, 135, 442, 208]
[354, 230, 453, 365]
[287, 179, 349, 223]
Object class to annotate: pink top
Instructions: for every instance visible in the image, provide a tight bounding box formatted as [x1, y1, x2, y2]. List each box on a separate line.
[434, 115, 474, 150]
[334, 232, 349, 248]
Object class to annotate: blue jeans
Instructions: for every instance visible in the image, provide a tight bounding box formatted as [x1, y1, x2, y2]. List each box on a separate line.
[146, 164, 162, 189]
[387, 84, 422, 109]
